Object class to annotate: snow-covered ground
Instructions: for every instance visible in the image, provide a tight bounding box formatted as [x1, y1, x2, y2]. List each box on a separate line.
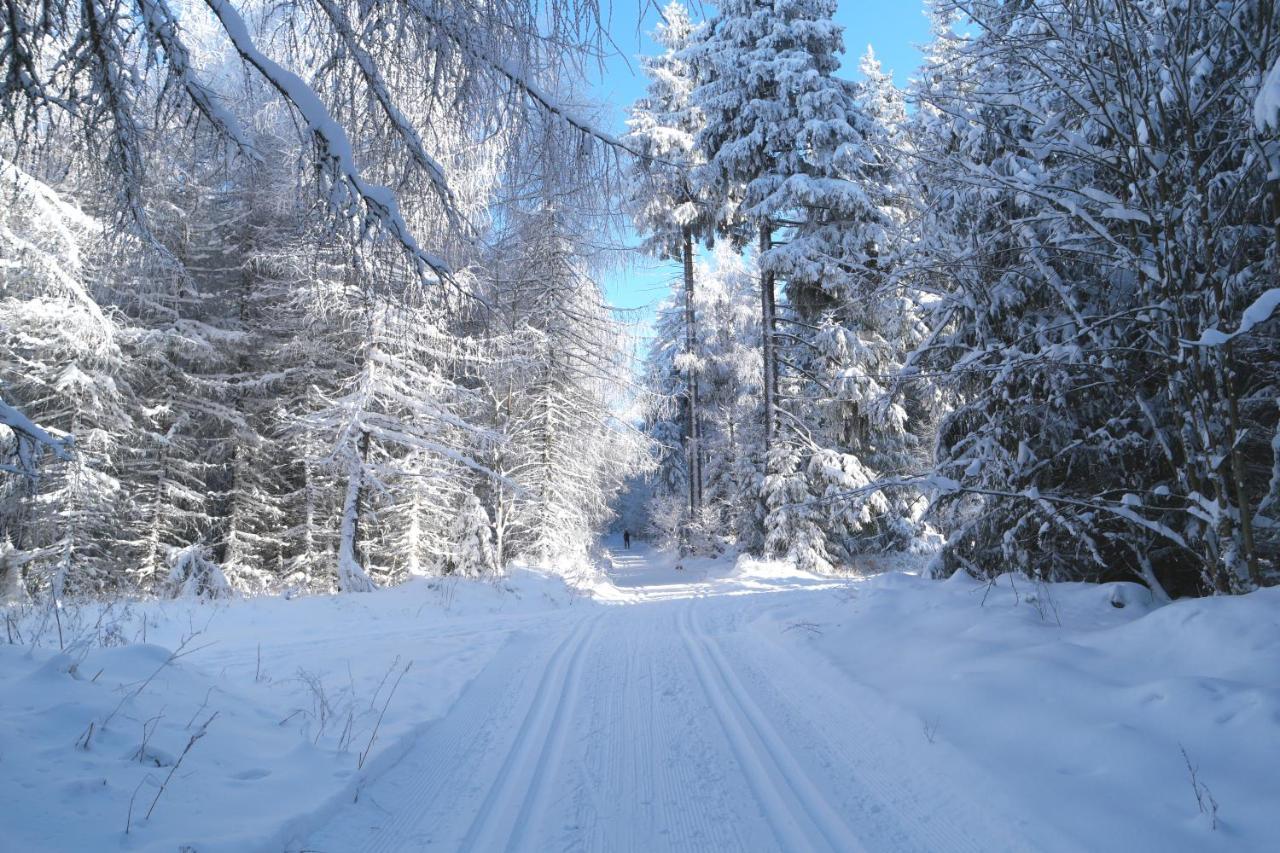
[3, 540, 1278, 852]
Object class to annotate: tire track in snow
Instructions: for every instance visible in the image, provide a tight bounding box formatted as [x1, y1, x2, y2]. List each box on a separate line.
[678, 601, 867, 853]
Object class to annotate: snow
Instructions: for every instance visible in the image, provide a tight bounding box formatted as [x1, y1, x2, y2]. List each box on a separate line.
[753, 570, 1280, 850]
[1255, 57, 1280, 133]
[1187, 288, 1280, 347]
[3, 541, 1278, 851]
[0, 397, 72, 459]
[0, 570, 589, 852]
[203, 0, 450, 278]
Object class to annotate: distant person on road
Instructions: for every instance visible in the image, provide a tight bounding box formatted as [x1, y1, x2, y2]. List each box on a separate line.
[623, 530, 632, 549]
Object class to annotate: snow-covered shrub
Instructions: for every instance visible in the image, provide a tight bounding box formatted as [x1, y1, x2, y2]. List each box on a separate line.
[164, 544, 232, 600]
[0, 538, 29, 605]
[441, 494, 497, 578]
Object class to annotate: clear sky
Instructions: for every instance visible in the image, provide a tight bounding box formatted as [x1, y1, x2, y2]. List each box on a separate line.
[589, 1, 933, 341]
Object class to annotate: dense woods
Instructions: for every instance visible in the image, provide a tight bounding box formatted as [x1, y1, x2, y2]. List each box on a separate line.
[2, 0, 1279, 601]
[631, 0, 1280, 598]
[0, 0, 644, 599]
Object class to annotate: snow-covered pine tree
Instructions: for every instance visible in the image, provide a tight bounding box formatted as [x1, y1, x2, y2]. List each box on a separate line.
[912, 0, 1280, 595]
[105, 123, 292, 595]
[628, 1, 710, 525]
[493, 203, 640, 563]
[641, 245, 763, 552]
[688, 0, 927, 569]
[163, 543, 233, 599]
[0, 159, 134, 596]
[301, 286, 492, 592]
[778, 46, 933, 563]
[441, 492, 497, 577]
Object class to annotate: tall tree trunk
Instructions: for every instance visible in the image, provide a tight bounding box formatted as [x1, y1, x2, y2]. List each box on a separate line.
[759, 222, 778, 463]
[682, 225, 702, 514]
[301, 457, 317, 574]
[337, 430, 375, 592]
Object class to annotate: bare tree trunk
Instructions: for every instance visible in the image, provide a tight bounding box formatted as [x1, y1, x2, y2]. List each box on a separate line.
[337, 430, 375, 592]
[682, 225, 702, 514]
[759, 222, 778, 464]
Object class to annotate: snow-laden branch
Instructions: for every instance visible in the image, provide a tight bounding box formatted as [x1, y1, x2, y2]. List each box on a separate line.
[1255, 56, 1280, 132]
[310, 0, 455, 210]
[137, 0, 257, 157]
[0, 397, 72, 462]
[402, 0, 646, 161]
[202, 0, 451, 280]
[789, 473, 1194, 553]
[1185, 288, 1280, 347]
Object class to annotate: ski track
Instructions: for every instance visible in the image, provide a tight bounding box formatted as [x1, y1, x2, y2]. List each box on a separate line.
[678, 600, 864, 852]
[304, 615, 599, 852]
[304, 545, 1058, 852]
[691, 603, 1049, 853]
[460, 613, 600, 852]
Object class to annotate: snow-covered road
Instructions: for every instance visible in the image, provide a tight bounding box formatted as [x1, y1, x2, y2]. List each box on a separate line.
[304, 542, 1047, 853]
[5, 542, 1277, 851]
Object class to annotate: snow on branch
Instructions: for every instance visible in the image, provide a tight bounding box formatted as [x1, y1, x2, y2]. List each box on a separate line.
[310, 0, 457, 215]
[1255, 56, 1280, 133]
[202, 0, 451, 280]
[1185, 289, 1280, 347]
[137, 0, 257, 157]
[0, 397, 72, 468]
[403, 0, 646, 161]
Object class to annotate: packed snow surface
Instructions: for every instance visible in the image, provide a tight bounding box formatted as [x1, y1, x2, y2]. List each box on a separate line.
[2, 540, 1278, 851]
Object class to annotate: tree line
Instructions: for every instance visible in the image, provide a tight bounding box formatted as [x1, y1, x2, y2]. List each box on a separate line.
[0, 0, 646, 600]
[629, 0, 1280, 598]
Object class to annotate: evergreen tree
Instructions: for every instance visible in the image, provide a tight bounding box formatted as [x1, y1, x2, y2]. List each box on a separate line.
[912, 0, 1280, 595]
[628, 1, 710, 525]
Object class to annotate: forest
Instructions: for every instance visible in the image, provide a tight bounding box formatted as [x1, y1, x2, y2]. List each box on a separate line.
[2, 0, 1279, 604]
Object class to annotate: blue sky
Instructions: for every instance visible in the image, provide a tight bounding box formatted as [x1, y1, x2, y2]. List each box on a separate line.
[588, 1, 932, 333]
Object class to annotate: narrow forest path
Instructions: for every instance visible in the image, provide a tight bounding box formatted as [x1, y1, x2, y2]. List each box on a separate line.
[303, 539, 1061, 853]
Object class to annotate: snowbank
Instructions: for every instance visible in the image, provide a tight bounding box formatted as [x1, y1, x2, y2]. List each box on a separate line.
[0, 570, 589, 852]
[746, 571, 1280, 851]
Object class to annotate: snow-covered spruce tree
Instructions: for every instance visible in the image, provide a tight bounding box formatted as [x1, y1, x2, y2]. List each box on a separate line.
[101, 120, 294, 595]
[255, 240, 349, 591]
[0, 159, 135, 596]
[686, 0, 786, 465]
[912, 0, 1280, 596]
[693, 249, 767, 551]
[163, 542, 233, 599]
[300, 285, 492, 591]
[627, 1, 711, 528]
[475, 113, 649, 566]
[488, 202, 643, 564]
[641, 245, 764, 552]
[781, 46, 934, 564]
[0, 0, 658, 597]
[688, 0, 927, 568]
[440, 492, 498, 577]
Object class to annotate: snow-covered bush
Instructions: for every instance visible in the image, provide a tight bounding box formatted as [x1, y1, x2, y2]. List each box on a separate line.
[164, 544, 232, 599]
[441, 494, 498, 578]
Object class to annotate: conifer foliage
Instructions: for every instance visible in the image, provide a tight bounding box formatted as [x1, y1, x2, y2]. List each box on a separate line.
[630, 0, 1279, 595]
[0, 0, 644, 597]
